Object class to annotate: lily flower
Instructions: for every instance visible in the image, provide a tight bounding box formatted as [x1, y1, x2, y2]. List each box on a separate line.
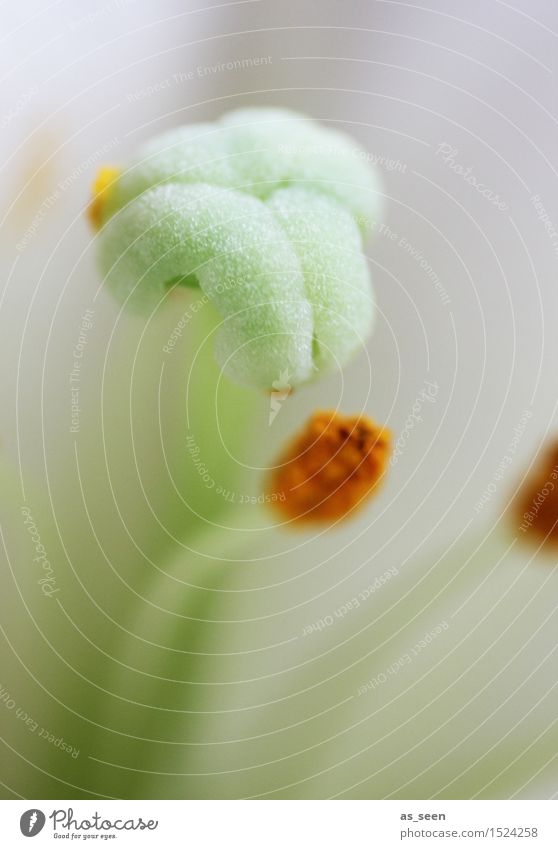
[2, 106, 557, 804]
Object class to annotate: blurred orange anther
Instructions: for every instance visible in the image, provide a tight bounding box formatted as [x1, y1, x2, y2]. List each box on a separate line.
[516, 439, 558, 545]
[87, 165, 120, 230]
[267, 410, 391, 524]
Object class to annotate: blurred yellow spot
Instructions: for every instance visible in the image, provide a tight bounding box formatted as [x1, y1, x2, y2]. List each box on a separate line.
[267, 410, 391, 524]
[88, 165, 120, 230]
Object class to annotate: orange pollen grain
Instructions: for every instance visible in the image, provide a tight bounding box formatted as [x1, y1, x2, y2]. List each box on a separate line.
[516, 439, 558, 544]
[267, 410, 392, 524]
[87, 165, 120, 230]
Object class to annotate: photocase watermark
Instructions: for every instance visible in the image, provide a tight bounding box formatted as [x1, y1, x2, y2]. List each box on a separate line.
[69, 308, 94, 434]
[163, 278, 237, 354]
[376, 222, 451, 305]
[0, 684, 79, 758]
[531, 194, 558, 262]
[163, 297, 205, 354]
[302, 566, 399, 637]
[195, 57, 271, 78]
[20, 506, 58, 597]
[519, 463, 558, 533]
[357, 621, 449, 695]
[20, 807, 159, 838]
[390, 380, 439, 466]
[127, 56, 273, 102]
[185, 432, 285, 505]
[436, 143, 508, 211]
[68, 0, 136, 30]
[269, 370, 292, 425]
[368, 153, 407, 173]
[474, 409, 532, 513]
[50, 809, 158, 834]
[1, 85, 39, 130]
[20, 809, 46, 837]
[278, 142, 406, 172]
[16, 138, 120, 251]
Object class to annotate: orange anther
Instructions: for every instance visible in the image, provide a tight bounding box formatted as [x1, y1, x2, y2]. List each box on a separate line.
[267, 410, 391, 524]
[87, 165, 120, 230]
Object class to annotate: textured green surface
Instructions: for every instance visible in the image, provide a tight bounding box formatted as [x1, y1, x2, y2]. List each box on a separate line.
[97, 108, 380, 389]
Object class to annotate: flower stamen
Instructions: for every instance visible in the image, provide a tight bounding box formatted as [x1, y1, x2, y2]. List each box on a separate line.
[267, 410, 391, 524]
[516, 440, 558, 544]
[88, 165, 120, 230]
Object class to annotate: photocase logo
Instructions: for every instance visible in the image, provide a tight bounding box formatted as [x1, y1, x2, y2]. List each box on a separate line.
[20, 809, 46, 837]
[269, 369, 292, 425]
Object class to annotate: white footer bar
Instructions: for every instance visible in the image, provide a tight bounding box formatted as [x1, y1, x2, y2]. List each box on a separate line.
[1, 799, 557, 847]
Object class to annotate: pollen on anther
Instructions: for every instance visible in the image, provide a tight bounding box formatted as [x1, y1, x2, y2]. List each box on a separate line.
[267, 410, 391, 524]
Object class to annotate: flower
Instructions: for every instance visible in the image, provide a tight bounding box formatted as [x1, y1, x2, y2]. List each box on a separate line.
[92, 108, 381, 390]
